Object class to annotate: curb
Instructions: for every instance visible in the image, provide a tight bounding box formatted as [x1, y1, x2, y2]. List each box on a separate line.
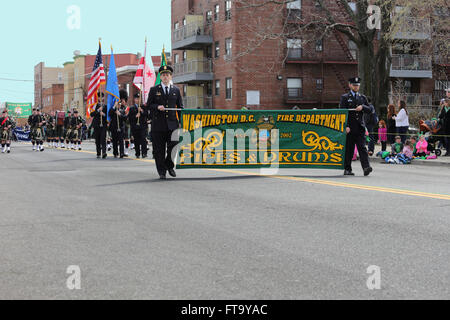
[378, 159, 450, 168]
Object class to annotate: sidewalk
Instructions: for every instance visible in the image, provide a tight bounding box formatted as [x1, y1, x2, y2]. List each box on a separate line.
[371, 144, 450, 167]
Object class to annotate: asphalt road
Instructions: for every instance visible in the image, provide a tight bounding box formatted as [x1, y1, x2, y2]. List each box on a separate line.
[0, 142, 449, 300]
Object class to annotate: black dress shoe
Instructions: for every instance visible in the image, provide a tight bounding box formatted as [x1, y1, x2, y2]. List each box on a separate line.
[136, 155, 140, 159]
[364, 167, 373, 176]
[159, 174, 167, 180]
[102, 154, 107, 159]
[142, 155, 147, 159]
[344, 170, 355, 176]
[168, 169, 177, 178]
[97, 155, 101, 159]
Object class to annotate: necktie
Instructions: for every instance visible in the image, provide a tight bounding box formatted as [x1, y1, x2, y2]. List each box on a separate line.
[165, 86, 169, 96]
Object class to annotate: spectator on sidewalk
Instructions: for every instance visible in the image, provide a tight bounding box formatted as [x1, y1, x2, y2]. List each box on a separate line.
[438, 97, 450, 156]
[402, 139, 414, 159]
[391, 136, 404, 156]
[378, 120, 388, 152]
[393, 100, 409, 144]
[416, 135, 428, 157]
[387, 104, 397, 145]
[364, 97, 378, 156]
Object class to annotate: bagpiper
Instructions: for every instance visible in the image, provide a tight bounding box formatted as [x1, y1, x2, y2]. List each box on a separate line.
[55, 110, 65, 148]
[32, 108, 47, 152]
[64, 110, 73, 149]
[70, 109, 85, 150]
[45, 111, 56, 148]
[1, 109, 15, 154]
[28, 108, 37, 150]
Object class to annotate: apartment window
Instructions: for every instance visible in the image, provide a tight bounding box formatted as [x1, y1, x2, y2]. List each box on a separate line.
[215, 41, 220, 58]
[174, 54, 179, 64]
[287, 0, 302, 19]
[206, 45, 213, 59]
[183, 85, 187, 97]
[225, 1, 232, 20]
[316, 39, 323, 52]
[316, 78, 324, 91]
[287, 39, 302, 59]
[287, 78, 302, 98]
[183, 51, 187, 61]
[225, 38, 232, 58]
[215, 80, 220, 96]
[435, 80, 450, 91]
[183, 18, 187, 26]
[314, 1, 322, 8]
[206, 11, 213, 24]
[214, 4, 220, 21]
[226, 78, 232, 100]
[58, 72, 63, 81]
[349, 40, 357, 60]
[404, 80, 412, 93]
[174, 22, 179, 30]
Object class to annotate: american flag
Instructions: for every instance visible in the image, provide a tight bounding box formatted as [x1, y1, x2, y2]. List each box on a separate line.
[86, 43, 106, 118]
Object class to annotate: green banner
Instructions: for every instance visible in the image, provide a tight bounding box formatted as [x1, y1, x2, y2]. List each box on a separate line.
[177, 109, 349, 170]
[6, 102, 32, 119]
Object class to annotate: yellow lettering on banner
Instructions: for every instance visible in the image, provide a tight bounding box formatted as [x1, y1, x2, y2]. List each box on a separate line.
[296, 115, 301, 122]
[201, 115, 207, 127]
[190, 116, 196, 131]
[309, 115, 315, 125]
[331, 115, 336, 130]
[215, 116, 221, 125]
[340, 114, 346, 132]
[233, 115, 239, 124]
[330, 153, 342, 163]
[280, 152, 292, 163]
[249, 115, 255, 122]
[277, 115, 283, 122]
[241, 115, 247, 122]
[301, 114, 306, 123]
[305, 115, 311, 123]
[324, 115, 331, 127]
[289, 115, 295, 122]
[334, 115, 341, 132]
[264, 151, 277, 163]
[315, 116, 320, 125]
[206, 115, 211, 127]
[222, 115, 228, 124]
[183, 115, 190, 130]
[320, 115, 326, 126]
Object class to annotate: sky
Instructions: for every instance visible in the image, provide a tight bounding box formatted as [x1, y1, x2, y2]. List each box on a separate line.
[0, 0, 171, 104]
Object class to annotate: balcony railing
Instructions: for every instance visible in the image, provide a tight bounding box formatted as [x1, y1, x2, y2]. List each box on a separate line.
[391, 54, 432, 71]
[389, 93, 433, 107]
[287, 48, 302, 60]
[433, 90, 448, 102]
[184, 96, 213, 109]
[286, 88, 303, 100]
[173, 22, 212, 43]
[174, 59, 213, 76]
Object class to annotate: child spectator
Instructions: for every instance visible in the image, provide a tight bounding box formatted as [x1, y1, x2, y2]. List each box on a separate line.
[391, 136, 404, 156]
[402, 139, 414, 159]
[410, 136, 418, 156]
[416, 135, 428, 157]
[377, 120, 388, 151]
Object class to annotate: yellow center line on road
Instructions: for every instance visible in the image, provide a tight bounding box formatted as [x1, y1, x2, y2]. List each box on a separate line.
[20, 143, 450, 200]
[209, 169, 450, 201]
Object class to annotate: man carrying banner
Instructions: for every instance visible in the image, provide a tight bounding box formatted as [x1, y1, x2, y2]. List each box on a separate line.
[147, 65, 183, 180]
[339, 77, 373, 176]
[1, 109, 15, 154]
[129, 92, 149, 159]
[91, 92, 108, 159]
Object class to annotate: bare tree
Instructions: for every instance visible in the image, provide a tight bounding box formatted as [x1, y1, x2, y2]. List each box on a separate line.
[233, 0, 449, 113]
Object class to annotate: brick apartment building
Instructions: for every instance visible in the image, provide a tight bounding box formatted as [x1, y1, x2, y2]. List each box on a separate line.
[171, 0, 449, 110]
[42, 84, 64, 113]
[34, 62, 64, 111]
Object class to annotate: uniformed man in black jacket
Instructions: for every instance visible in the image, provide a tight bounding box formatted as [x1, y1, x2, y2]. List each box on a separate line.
[339, 77, 373, 176]
[108, 89, 128, 158]
[129, 92, 148, 159]
[90, 92, 108, 159]
[147, 65, 184, 180]
[28, 108, 37, 150]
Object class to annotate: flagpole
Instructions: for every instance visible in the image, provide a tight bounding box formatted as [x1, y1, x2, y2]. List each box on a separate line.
[111, 46, 120, 132]
[99, 38, 104, 128]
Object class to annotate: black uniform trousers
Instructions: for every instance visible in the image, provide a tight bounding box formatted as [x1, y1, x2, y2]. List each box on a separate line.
[132, 128, 147, 157]
[111, 129, 124, 157]
[151, 130, 176, 175]
[345, 127, 370, 172]
[94, 126, 107, 156]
